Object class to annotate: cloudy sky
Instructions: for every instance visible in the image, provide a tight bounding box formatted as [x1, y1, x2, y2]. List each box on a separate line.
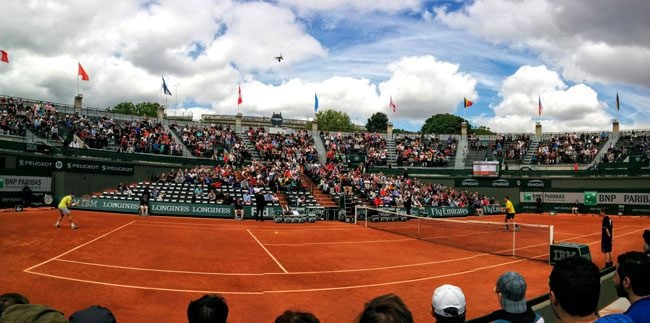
[1, 0, 649, 132]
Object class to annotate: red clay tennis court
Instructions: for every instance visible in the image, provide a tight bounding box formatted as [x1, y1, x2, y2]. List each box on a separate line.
[1, 208, 649, 322]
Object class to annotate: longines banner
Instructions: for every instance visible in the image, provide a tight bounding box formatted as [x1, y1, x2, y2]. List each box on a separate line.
[16, 156, 134, 175]
[72, 198, 279, 218]
[455, 178, 551, 188]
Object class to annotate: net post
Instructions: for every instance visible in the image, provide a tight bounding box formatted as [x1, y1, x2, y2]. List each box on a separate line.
[549, 225, 554, 244]
[549, 225, 554, 265]
[506, 221, 517, 257]
[354, 205, 358, 225]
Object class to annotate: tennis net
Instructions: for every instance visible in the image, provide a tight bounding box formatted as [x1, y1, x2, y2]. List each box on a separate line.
[355, 206, 553, 263]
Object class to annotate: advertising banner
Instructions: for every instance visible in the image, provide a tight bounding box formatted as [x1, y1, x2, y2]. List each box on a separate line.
[482, 205, 505, 215]
[0, 175, 52, 192]
[73, 198, 140, 213]
[521, 191, 650, 205]
[72, 198, 281, 218]
[17, 156, 134, 175]
[455, 178, 551, 188]
[426, 207, 471, 217]
[150, 202, 233, 217]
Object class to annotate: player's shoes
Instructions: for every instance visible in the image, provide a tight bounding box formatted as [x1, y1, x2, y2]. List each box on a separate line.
[55, 222, 60, 228]
[71, 224, 78, 230]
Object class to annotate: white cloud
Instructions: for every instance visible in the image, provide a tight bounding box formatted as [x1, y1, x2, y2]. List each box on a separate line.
[201, 55, 477, 127]
[279, 0, 421, 14]
[434, 0, 650, 89]
[379, 56, 477, 120]
[434, 0, 560, 44]
[483, 65, 613, 132]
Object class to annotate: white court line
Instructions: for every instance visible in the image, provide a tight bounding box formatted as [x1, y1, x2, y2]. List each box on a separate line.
[255, 227, 361, 232]
[25, 257, 527, 295]
[562, 228, 648, 247]
[23, 271, 262, 295]
[54, 258, 267, 276]
[264, 258, 528, 294]
[49, 250, 496, 275]
[23, 221, 136, 272]
[247, 229, 289, 274]
[265, 238, 412, 246]
[133, 222, 248, 230]
[20, 219, 546, 295]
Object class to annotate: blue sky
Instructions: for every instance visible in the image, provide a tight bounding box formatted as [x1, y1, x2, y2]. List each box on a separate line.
[1, 0, 649, 132]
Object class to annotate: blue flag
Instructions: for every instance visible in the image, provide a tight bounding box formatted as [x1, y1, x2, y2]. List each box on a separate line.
[314, 93, 319, 112]
[162, 76, 172, 96]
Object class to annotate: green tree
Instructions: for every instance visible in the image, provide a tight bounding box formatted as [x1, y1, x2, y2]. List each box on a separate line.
[314, 109, 355, 132]
[471, 125, 496, 135]
[365, 112, 389, 133]
[421, 113, 468, 134]
[393, 128, 415, 134]
[108, 102, 160, 117]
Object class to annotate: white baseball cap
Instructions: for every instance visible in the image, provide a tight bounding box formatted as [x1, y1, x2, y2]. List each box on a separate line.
[432, 284, 466, 317]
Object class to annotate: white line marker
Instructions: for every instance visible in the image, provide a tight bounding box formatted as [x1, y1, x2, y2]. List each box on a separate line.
[23, 270, 262, 295]
[247, 229, 288, 274]
[23, 221, 136, 272]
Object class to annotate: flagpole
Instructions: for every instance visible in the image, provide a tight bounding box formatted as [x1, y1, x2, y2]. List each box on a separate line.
[175, 83, 179, 112]
[76, 61, 79, 95]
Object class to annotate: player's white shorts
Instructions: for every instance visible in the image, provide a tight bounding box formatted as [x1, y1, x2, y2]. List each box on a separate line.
[59, 207, 70, 215]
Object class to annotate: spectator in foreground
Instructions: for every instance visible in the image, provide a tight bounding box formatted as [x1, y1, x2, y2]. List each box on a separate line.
[484, 271, 543, 323]
[549, 256, 600, 322]
[357, 293, 413, 323]
[187, 294, 229, 323]
[0, 304, 67, 323]
[614, 251, 650, 322]
[431, 284, 466, 323]
[643, 230, 650, 253]
[0, 293, 29, 316]
[69, 305, 117, 323]
[274, 310, 320, 323]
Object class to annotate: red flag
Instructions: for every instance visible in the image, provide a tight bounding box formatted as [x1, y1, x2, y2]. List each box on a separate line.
[237, 85, 243, 105]
[0, 50, 8, 63]
[78, 63, 89, 81]
[389, 96, 397, 113]
[463, 97, 473, 108]
[538, 96, 543, 116]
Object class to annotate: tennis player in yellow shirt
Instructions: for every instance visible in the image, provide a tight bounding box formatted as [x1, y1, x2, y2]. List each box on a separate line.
[504, 196, 520, 231]
[55, 194, 79, 229]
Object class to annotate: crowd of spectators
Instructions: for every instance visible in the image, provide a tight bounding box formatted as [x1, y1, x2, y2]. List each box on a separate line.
[0, 96, 59, 138]
[602, 130, 650, 163]
[320, 131, 388, 166]
[532, 132, 608, 164]
[306, 160, 500, 210]
[394, 134, 457, 167]
[248, 127, 317, 164]
[468, 134, 530, 163]
[171, 123, 245, 162]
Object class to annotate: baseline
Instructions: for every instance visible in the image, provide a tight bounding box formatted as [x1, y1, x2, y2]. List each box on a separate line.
[23, 221, 136, 272]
